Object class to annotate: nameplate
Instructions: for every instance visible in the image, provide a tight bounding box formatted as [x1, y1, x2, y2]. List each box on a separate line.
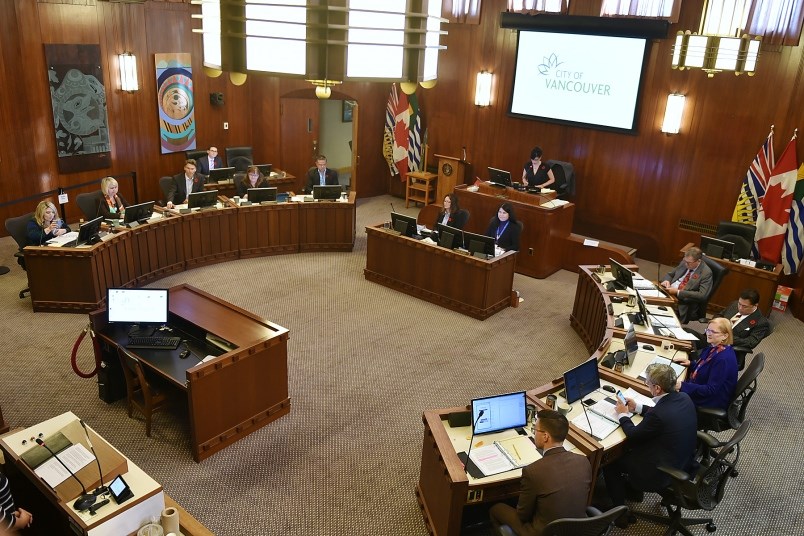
[738, 258, 757, 267]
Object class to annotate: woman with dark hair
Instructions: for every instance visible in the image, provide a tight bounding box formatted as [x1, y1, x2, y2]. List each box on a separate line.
[433, 193, 468, 230]
[522, 146, 555, 188]
[485, 202, 521, 252]
[237, 165, 271, 198]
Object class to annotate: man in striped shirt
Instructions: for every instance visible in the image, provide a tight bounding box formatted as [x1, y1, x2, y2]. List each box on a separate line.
[1, 473, 32, 531]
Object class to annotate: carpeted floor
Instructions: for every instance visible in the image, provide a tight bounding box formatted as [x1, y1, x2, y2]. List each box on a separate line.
[0, 195, 802, 535]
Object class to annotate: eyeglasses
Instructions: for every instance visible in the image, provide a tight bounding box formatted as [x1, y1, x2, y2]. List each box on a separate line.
[704, 328, 724, 335]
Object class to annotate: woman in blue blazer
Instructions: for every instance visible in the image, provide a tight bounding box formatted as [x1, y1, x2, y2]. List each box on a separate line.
[676, 317, 738, 411]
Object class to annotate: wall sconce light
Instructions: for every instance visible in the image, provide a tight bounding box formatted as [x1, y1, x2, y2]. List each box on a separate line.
[475, 71, 492, 107]
[118, 52, 139, 92]
[661, 94, 686, 134]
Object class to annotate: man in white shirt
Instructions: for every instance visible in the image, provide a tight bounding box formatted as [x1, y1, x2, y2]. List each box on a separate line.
[197, 146, 222, 176]
[166, 160, 204, 208]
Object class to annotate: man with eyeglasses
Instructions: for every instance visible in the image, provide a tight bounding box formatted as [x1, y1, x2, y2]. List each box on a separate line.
[660, 247, 713, 323]
[489, 410, 591, 536]
[601, 363, 697, 528]
[697, 288, 769, 370]
[197, 146, 222, 176]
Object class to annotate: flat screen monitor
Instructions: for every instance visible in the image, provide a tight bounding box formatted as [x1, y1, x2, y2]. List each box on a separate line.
[609, 257, 634, 291]
[188, 190, 218, 209]
[77, 216, 103, 245]
[248, 187, 277, 203]
[624, 324, 638, 363]
[107, 288, 169, 325]
[313, 185, 342, 200]
[255, 164, 272, 176]
[563, 358, 601, 404]
[464, 230, 496, 257]
[510, 30, 649, 133]
[208, 167, 235, 183]
[634, 289, 649, 326]
[390, 212, 418, 238]
[470, 391, 527, 435]
[700, 235, 735, 261]
[123, 201, 155, 224]
[488, 167, 513, 186]
[436, 223, 463, 249]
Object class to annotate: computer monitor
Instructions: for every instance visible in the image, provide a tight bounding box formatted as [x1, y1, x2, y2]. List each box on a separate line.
[436, 223, 463, 249]
[488, 167, 512, 186]
[623, 324, 638, 363]
[123, 201, 155, 225]
[248, 187, 277, 203]
[390, 212, 418, 238]
[633, 289, 649, 326]
[188, 190, 218, 209]
[77, 216, 103, 245]
[470, 391, 527, 435]
[563, 358, 601, 404]
[464, 230, 496, 257]
[255, 164, 272, 176]
[208, 167, 235, 183]
[107, 288, 169, 325]
[700, 235, 735, 261]
[313, 185, 342, 200]
[609, 257, 634, 291]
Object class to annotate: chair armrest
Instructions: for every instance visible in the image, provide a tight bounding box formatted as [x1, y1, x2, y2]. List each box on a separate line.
[697, 406, 727, 420]
[585, 506, 602, 517]
[657, 465, 690, 481]
[696, 430, 723, 449]
[14, 251, 23, 258]
[732, 345, 753, 354]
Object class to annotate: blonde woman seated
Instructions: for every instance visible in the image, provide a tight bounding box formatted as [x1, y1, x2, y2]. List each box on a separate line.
[99, 177, 129, 219]
[26, 200, 71, 246]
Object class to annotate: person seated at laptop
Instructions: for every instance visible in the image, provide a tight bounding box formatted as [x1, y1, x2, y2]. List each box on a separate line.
[674, 317, 738, 411]
[522, 146, 555, 189]
[489, 409, 592, 536]
[433, 193, 468, 230]
[237, 165, 271, 198]
[486, 202, 521, 252]
[26, 200, 71, 246]
[98, 176, 129, 219]
[659, 247, 713, 323]
[166, 159, 205, 209]
[304, 154, 339, 194]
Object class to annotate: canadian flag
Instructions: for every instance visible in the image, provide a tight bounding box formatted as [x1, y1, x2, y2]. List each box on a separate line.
[755, 133, 799, 263]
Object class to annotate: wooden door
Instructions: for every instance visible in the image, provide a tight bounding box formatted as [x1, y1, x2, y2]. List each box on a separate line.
[280, 98, 320, 193]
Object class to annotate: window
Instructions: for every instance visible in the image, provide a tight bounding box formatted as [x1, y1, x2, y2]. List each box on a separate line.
[443, 0, 482, 23]
[702, 1, 803, 45]
[600, 0, 680, 22]
[508, 0, 568, 14]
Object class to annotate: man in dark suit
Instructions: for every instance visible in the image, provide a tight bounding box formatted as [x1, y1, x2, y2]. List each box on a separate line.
[717, 288, 770, 369]
[166, 159, 205, 208]
[489, 410, 592, 536]
[660, 247, 713, 322]
[603, 363, 697, 528]
[196, 146, 222, 176]
[304, 154, 339, 194]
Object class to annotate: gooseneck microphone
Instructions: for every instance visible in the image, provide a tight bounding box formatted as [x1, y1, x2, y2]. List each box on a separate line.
[35, 438, 96, 511]
[459, 409, 485, 475]
[79, 420, 107, 495]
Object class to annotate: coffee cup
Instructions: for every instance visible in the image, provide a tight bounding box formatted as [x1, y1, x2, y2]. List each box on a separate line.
[661, 341, 675, 352]
[525, 403, 536, 423]
[596, 265, 606, 274]
[233, 196, 240, 205]
[546, 394, 557, 409]
[557, 403, 572, 416]
[627, 294, 636, 307]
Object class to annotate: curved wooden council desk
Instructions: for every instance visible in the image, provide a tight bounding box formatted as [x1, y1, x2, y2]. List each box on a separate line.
[23, 193, 356, 313]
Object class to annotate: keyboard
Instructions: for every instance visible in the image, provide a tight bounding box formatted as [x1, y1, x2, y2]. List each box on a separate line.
[126, 336, 182, 350]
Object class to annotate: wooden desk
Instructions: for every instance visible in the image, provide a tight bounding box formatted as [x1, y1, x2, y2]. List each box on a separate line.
[23, 197, 356, 314]
[90, 284, 290, 462]
[455, 184, 634, 279]
[364, 225, 516, 320]
[679, 242, 781, 316]
[0, 412, 164, 536]
[415, 407, 600, 536]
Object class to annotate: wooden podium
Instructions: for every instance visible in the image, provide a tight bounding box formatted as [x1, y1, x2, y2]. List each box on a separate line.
[435, 154, 469, 202]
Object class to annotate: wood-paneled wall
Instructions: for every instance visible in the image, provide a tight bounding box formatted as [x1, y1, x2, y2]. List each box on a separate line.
[1, 0, 802, 290]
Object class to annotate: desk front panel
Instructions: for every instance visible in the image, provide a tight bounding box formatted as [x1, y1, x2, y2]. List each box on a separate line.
[299, 194, 356, 252]
[237, 202, 300, 257]
[130, 216, 186, 284]
[570, 267, 613, 354]
[182, 207, 239, 269]
[365, 226, 515, 320]
[710, 259, 780, 316]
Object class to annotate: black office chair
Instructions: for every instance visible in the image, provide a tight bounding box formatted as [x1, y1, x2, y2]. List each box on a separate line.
[5, 212, 34, 298]
[185, 149, 207, 162]
[677, 256, 729, 323]
[698, 353, 764, 439]
[76, 191, 103, 220]
[498, 506, 626, 536]
[716, 221, 756, 259]
[547, 160, 575, 200]
[159, 176, 174, 206]
[633, 420, 750, 536]
[225, 146, 253, 172]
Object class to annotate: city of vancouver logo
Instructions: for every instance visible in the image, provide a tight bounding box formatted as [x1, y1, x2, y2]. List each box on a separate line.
[536, 53, 611, 95]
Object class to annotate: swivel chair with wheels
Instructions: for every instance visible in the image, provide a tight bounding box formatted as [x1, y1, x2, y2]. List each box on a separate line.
[159, 176, 174, 206]
[698, 352, 764, 435]
[497, 506, 627, 536]
[546, 160, 575, 200]
[716, 221, 756, 260]
[76, 191, 103, 220]
[633, 420, 750, 536]
[225, 146, 253, 172]
[677, 256, 729, 323]
[5, 212, 34, 298]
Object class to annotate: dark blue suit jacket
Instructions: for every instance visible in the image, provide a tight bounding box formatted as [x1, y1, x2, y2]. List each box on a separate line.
[618, 391, 697, 491]
[196, 155, 223, 176]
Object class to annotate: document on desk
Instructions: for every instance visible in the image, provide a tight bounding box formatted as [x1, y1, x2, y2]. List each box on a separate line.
[589, 399, 632, 423]
[631, 277, 657, 290]
[34, 444, 95, 488]
[46, 231, 79, 247]
[623, 387, 655, 409]
[571, 411, 620, 440]
[648, 314, 680, 328]
[638, 356, 686, 381]
[468, 436, 541, 477]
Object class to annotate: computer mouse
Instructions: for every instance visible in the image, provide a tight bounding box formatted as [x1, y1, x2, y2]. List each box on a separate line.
[179, 349, 191, 359]
[643, 344, 655, 351]
[602, 385, 616, 393]
[658, 306, 668, 311]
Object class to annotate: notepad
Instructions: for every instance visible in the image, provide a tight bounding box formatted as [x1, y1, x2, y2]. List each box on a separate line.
[468, 436, 541, 477]
[572, 411, 620, 440]
[638, 356, 686, 380]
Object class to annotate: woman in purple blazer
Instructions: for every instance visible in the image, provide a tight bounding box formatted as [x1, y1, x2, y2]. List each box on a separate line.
[676, 317, 738, 411]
